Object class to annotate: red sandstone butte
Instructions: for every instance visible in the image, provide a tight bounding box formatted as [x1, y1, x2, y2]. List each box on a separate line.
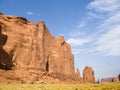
[0, 13, 95, 83]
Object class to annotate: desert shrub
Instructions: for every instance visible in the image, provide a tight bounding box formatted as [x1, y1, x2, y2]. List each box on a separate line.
[7, 82, 11, 84]
[21, 80, 26, 84]
[30, 81, 34, 84]
[75, 88, 78, 90]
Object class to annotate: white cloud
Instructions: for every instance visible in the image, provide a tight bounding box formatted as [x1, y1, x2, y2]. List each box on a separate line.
[87, 0, 120, 12]
[27, 11, 33, 15]
[76, 22, 86, 28]
[99, 13, 120, 29]
[94, 12, 120, 56]
[87, 12, 103, 19]
[67, 37, 92, 47]
[72, 48, 81, 55]
[72, 48, 95, 55]
[95, 26, 120, 56]
[59, 33, 64, 36]
[66, 0, 120, 56]
[86, 0, 120, 56]
[68, 31, 85, 37]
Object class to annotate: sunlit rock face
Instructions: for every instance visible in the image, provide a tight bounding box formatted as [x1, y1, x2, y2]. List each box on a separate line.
[0, 13, 75, 81]
[0, 13, 95, 83]
[83, 66, 95, 83]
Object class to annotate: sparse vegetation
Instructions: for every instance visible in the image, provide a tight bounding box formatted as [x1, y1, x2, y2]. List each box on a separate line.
[21, 80, 26, 84]
[0, 82, 120, 90]
[30, 81, 34, 84]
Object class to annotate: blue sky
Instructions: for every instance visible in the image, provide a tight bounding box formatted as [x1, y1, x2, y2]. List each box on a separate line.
[0, 0, 120, 80]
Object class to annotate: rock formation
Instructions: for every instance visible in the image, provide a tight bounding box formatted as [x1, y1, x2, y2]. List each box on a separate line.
[113, 77, 119, 82]
[0, 13, 75, 82]
[118, 74, 120, 81]
[100, 78, 113, 83]
[75, 68, 81, 79]
[0, 26, 13, 70]
[83, 66, 95, 83]
[74, 68, 84, 83]
[0, 13, 95, 83]
[100, 74, 120, 83]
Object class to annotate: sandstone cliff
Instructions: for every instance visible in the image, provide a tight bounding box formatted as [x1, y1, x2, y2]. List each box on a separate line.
[0, 13, 95, 83]
[0, 13, 74, 82]
[83, 66, 95, 83]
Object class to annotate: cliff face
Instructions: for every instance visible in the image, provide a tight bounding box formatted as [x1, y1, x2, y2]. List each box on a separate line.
[0, 13, 95, 83]
[0, 13, 75, 80]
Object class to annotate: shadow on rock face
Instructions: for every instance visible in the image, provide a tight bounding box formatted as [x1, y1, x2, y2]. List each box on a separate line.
[0, 26, 14, 70]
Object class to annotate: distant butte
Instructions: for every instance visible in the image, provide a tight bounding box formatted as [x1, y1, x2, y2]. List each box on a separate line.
[0, 12, 95, 84]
